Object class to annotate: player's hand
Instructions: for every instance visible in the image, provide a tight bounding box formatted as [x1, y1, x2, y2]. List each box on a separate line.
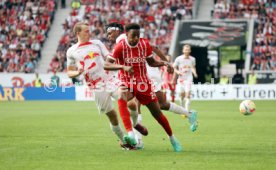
[78, 68, 84, 75]
[166, 64, 174, 74]
[123, 66, 134, 75]
[175, 70, 182, 76]
[194, 74, 198, 79]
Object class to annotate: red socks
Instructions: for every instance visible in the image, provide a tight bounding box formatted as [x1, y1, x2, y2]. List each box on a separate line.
[155, 113, 172, 136]
[172, 95, 175, 103]
[118, 99, 132, 132]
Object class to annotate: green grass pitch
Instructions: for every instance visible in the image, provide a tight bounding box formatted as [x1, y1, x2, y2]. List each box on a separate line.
[0, 100, 275, 170]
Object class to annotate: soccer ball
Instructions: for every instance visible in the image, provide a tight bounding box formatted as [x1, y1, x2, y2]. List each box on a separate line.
[239, 100, 256, 116]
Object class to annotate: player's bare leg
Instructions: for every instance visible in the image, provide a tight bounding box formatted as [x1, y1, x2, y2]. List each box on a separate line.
[145, 101, 182, 152]
[105, 109, 131, 149]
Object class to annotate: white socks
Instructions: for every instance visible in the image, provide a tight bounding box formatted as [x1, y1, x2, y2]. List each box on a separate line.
[129, 108, 138, 127]
[181, 98, 185, 107]
[135, 114, 143, 145]
[137, 114, 142, 124]
[169, 102, 190, 117]
[110, 124, 124, 142]
[185, 98, 191, 112]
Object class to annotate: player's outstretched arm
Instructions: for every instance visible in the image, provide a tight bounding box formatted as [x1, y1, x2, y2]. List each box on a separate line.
[146, 56, 167, 67]
[152, 45, 168, 62]
[192, 66, 198, 78]
[152, 46, 174, 73]
[104, 57, 134, 74]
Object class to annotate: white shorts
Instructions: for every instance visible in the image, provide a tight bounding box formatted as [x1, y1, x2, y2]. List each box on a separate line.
[90, 77, 120, 114]
[150, 75, 162, 93]
[93, 90, 118, 114]
[178, 80, 192, 93]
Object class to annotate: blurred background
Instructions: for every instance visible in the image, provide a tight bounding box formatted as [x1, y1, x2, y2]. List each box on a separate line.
[0, 0, 275, 100]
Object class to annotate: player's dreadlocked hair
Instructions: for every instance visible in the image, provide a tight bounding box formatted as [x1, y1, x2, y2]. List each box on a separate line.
[125, 23, 140, 32]
[105, 22, 124, 33]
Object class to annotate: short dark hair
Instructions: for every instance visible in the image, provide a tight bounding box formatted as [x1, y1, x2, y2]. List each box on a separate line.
[105, 22, 124, 33]
[125, 23, 140, 32]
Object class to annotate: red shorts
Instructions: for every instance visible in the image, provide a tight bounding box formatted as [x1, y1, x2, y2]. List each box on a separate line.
[122, 81, 158, 105]
[163, 83, 176, 91]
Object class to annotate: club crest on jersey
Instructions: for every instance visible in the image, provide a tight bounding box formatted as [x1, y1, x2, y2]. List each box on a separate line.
[125, 57, 145, 63]
[84, 52, 100, 60]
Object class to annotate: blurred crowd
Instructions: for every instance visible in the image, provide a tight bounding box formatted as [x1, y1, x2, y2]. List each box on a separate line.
[0, 0, 57, 73]
[49, 0, 194, 72]
[213, 0, 276, 71]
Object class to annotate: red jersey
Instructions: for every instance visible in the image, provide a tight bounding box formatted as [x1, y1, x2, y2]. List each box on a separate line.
[111, 38, 153, 83]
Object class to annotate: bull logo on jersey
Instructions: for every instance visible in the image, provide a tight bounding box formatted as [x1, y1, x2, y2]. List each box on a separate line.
[84, 52, 100, 61]
[125, 57, 145, 63]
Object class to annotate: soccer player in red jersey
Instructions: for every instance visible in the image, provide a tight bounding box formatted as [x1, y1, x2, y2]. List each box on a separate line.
[104, 23, 182, 152]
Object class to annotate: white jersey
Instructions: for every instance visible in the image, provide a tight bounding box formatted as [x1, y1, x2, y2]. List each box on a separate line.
[67, 39, 119, 89]
[174, 55, 196, 82]
[116, 33, 126, 44]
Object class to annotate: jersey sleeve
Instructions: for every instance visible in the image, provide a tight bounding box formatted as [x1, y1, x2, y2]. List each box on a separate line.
[145, 39, 153, 58]
[93, 40, 110, 59]
[173, 57, 179, 68]
[110, 43, 122, 62]
[66, 48, 77, 67]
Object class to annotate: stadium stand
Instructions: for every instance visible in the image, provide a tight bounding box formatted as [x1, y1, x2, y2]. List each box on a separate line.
[49, 0, 194, 72]
[0, 0, 57, 73]
[213, 0, 276, 71]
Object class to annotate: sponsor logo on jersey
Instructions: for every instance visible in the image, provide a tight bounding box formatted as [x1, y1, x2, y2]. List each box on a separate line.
[124, 57, 145, 63]
[84, 52, 100, 60]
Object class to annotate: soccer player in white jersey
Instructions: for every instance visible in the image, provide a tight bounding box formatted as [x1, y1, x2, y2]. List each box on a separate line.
[173, 44, 198, 113]
[66, 22, 147, 150]
[106, 22, 198, 132]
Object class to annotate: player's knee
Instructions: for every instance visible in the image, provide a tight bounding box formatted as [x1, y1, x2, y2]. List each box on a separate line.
[159, 102, 166, 110]
[127, 100, 137, 111]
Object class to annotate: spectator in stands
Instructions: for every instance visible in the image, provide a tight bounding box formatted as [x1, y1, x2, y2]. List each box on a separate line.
[34, 73, 42, 87]
[248, 70, 257, 84]
[49, 0, 195, 72]
[0, 0, 57, 73]
[71, 0, 81, 9]
[219, 74, 229, 84]
[51, 71, 60, 87]
[24, 58, 35, 73]
[270, 55, 276, 70]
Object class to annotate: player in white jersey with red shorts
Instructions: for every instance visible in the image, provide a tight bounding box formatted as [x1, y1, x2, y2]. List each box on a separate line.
[173, 44, 198, 113]
[66, 22, 147, 150]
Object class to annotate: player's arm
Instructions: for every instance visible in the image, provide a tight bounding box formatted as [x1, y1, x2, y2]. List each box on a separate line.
[192, 66, 198, 78]
[146, 56, 168, 67]
[171, 66, 179, 84]
[191, 58, 198, 78]
[151, 45, 173, 73]
[104, 56, 134, 74]
[66, 50, 83, 78]
[173, 59, 182, 76]
[151, 45, 168, 62]
[104, 57, 132, 71]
